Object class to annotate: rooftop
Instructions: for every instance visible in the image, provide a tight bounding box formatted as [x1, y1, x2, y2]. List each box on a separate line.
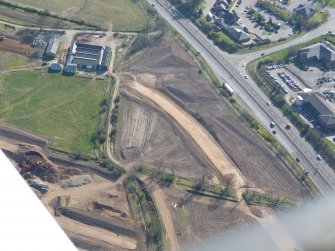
[293, 4, 317, 17]
[300, 92, 335, 126]
[67, 42, 109, 68]
[46, 38, 60, 56]
[299, 42, 335, 63]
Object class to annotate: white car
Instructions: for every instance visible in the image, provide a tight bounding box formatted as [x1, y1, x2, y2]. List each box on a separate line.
[317, 154, 323, 161]
[244, 75, 248, 79]
[242, 63, 246, 67]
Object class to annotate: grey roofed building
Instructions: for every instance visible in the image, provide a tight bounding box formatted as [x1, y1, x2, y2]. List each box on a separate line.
[64, 63, 77, 74]
[298, 42, 335, 65]
[212, 3, 226, 12]
[216, 19, 250, 43]
[224, 25, 251, 43]
[293, 4, 317, 17]
[66, 42, 111, 71]
[49, 63, 62, 72]
[45, 38, 60, 58]
[299, 92, 335, 130]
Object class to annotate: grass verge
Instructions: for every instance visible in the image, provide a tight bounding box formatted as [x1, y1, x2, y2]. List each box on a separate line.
[137, 166, 238, 202]
[243, 190, 295, 209]
[124, 175, 165, 251]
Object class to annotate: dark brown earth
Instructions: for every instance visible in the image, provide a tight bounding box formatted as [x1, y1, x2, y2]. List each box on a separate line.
[121, 38, 306, 201]
[115, 91, 212, 179]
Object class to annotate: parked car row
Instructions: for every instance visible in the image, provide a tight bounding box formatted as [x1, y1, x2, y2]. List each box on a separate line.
[266, 64, 283, 70]
[317, 77, 335, 84]
[322, 90, 335, 103]
[296, 106, 320, 129]
[278, 72, 301, 92]
[265, 70, 288, 94]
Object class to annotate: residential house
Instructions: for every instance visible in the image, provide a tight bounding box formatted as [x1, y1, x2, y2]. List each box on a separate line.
[293, 4, 317, 18]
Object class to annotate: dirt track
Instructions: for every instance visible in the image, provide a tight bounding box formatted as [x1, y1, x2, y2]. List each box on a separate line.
[123, 38, 306, 201]
[58, 216, 137, 250]
[115, 92, 211, 179]
[123, 82, 246, 191]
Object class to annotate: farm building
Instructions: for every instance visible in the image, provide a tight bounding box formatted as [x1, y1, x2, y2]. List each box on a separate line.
[45, 38, 60, 58]
[66, 42, 112, 71]
[299, 92, 335, 130]
[49, 63, 62, 72]
[64, 64, 77, 75]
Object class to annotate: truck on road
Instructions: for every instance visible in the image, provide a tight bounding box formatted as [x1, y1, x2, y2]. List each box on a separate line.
[223, 83, 234, 96]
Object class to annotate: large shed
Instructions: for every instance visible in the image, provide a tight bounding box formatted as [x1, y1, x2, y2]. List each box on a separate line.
[66, 42, 112, 71]
[45, 38, 60, 58]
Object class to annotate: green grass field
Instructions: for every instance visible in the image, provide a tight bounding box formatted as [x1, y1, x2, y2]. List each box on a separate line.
[11, 0, 149, 31]
[10, 0, 85, 12]
[0, 51, 33, 70]
[0, 70, 107, 156]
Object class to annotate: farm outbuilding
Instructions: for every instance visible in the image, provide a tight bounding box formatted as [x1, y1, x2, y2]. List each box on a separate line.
[45, 38, 60, 58]
[64, 64, 77, 75]
[49, 63, 62, 72]
[66, 42, 112, 72]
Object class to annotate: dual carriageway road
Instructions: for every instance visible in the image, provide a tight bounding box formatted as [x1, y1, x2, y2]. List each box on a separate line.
[147, 0, 335, 196]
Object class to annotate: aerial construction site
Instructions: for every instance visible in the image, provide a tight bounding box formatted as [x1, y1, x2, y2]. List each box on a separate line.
[0, 32, 311, 250]
[0, 1, 321, 250]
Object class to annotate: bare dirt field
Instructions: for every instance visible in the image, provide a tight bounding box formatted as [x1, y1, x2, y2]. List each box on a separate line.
[121, 38, 306, 201]
[162, 186, 279, 250]
[0, 29, 42, 70]
[115, 93, 212, 179]
[0, 37, 32, 56]
[122, 82, 246, 192]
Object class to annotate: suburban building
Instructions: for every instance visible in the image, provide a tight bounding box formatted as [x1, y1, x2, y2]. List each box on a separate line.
[298, 42, 335, 66]
[66, 42, 112, 71]
[216, 19, 251, 43]
[224, 24, 251, 43]
[293, 4, 317, 18]
[45, 38, 60, 58]
[299, 92, 335, 130]
[212, 3, 226, 12]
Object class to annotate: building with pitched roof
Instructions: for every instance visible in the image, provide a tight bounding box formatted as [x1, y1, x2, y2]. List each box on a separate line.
[45, 38, 60, 58]
[66, 42, 112, 71]
[293, 4, 317, 18]
[215, 19, 251, 43]
[299, 92, 335, 130]
[298, 42, 335, 66]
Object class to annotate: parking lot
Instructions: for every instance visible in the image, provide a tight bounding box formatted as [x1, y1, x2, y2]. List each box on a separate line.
[295, 105, 321, 129]
[286, 64, 335, 89]
[265, 64, 304, 95]
[235, 3, 294, 41]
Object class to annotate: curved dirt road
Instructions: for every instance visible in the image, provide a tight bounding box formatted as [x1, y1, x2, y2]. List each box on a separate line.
[151, 186, 180, 251]
[123, 82, 246, 192]
[123, 81, 302, 251]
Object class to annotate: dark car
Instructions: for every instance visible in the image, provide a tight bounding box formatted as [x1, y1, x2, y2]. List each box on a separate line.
[296, 158, 300, 163]
[272, 130, 276, 134]
[285, 124, 291, 129]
